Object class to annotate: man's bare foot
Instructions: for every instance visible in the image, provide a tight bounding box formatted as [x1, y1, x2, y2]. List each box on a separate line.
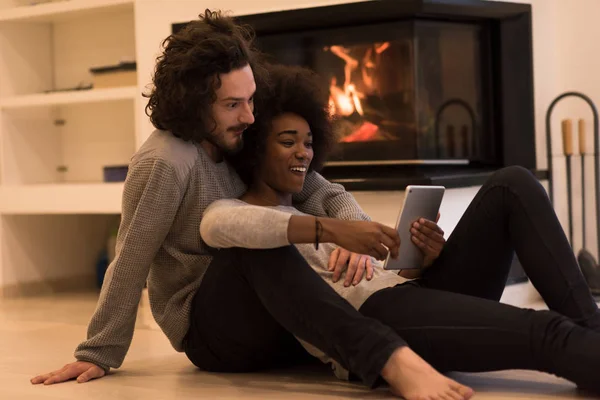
[381, 346, 474, 400]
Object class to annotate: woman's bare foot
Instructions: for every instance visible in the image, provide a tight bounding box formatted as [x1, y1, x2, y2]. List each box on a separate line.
[381, 346, 474, 400]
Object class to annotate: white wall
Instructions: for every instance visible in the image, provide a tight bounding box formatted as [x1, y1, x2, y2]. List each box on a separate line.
[548, 0, 600, 260]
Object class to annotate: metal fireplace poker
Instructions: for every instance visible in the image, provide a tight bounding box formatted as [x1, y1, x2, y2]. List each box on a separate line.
[546, 91, 600, 295]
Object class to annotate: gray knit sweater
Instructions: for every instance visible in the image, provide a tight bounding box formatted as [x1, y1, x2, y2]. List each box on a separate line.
[73, 130, 372, 371]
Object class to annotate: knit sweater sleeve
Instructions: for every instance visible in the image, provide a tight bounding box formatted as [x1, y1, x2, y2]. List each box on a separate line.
[74, 156, 184, 371]
[200, 200, 292, 249]
[293, 171, 371, 221]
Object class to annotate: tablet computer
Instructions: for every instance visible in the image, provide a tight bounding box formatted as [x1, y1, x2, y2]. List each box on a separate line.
[383, 185, 445, 270]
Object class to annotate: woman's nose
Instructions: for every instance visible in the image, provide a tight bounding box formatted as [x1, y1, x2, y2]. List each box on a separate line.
[295, 149, 308, 160]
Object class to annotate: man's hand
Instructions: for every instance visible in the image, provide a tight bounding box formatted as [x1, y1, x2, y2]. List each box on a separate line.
[31, 361, 105, 385]
[328, 248, 374, 286]
[410, 213, 445, 267]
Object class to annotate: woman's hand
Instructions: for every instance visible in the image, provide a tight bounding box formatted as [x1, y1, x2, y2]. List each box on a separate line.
[410, 213, 445, 267]
[322, 219, 401, 261]
[31, 361, 105, 385]
[328, 248, 374, 286]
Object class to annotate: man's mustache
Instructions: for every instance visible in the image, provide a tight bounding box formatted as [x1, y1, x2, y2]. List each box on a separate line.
[228, 124, 249, 132]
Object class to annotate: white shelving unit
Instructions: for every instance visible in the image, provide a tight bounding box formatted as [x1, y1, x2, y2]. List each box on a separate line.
[0, 0, 139, 294]
[0, 86, 137, 109]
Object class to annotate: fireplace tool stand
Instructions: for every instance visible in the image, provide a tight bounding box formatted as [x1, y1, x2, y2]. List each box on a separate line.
[434, 98, 477, 159]
[546, 91, 600, 295]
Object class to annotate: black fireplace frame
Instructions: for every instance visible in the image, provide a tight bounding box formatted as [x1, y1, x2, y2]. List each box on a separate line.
[173, 0, 542, 191]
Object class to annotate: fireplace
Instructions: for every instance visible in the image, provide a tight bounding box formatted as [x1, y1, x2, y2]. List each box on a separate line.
[254, 18, 490, 167]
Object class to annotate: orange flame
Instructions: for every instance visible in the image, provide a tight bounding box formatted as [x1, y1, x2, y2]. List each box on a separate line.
[327, 45, 365, 117]
[326, 42, 392, 143]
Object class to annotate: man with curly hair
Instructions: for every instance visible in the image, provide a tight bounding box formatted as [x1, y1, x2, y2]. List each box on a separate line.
[31, 9, 428, 397]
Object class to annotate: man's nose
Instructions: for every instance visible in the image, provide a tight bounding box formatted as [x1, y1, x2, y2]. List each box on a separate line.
[239, 103, 255, 125]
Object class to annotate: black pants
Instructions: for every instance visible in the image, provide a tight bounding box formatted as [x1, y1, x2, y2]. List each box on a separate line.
[184, 166, 600, 390]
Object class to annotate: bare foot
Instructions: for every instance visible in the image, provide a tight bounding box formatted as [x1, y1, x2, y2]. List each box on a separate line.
[381, 346, 474, 400]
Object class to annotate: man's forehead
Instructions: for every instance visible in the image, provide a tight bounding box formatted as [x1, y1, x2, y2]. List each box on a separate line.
[216, 66, 256, 100]
[216, 86, 255, 100]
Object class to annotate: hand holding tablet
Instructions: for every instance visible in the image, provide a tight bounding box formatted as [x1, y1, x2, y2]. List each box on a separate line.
[383, 185, 445, 270]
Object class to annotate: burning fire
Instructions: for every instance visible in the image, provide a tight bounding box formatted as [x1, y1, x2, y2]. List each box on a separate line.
[325, 43, 391, 142]
[327, 45, 364, 117]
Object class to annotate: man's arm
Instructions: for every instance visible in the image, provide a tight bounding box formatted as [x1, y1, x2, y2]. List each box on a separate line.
[293, 171, 370, 221]
[74, 157, 184, 371]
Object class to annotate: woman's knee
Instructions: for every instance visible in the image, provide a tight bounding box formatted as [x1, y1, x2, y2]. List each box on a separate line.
[486, 165, 544, 195]
[490, 165, 533, 183]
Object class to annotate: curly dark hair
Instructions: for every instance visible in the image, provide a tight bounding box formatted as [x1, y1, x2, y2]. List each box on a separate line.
[228, 64, 337, 185]
[143, 9, 266, 142]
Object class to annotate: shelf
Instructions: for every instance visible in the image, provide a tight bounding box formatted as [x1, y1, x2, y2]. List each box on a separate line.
[0, 86, 137, 109]
[0, 182, 124, 214]
[0, 0, 134, 23]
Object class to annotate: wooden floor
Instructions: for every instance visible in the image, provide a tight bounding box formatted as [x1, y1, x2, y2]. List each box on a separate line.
[2, 284, 599, 399]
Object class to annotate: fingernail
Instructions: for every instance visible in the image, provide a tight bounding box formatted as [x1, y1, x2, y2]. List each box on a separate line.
[420, 218, 425, 223]
[413, 222, 419, 228]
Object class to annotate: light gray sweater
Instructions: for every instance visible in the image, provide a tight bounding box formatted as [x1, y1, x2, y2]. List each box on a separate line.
[73, 130, 372, 372]
[201, 199, 409, 379]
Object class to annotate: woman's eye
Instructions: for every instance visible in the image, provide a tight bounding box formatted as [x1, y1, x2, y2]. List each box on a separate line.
[227, 103, 238, 109]
[281, 141, 294, 147]
[305, 142, 313, 148]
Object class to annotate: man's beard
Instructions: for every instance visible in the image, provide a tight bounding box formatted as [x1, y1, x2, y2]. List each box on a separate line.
[206, 125, 247, 155]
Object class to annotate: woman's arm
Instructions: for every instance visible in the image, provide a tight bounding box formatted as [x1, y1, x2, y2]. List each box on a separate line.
[200, 200, 293, 248]
[200, 200, 349, 248]
[201, 200, 400, 261]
